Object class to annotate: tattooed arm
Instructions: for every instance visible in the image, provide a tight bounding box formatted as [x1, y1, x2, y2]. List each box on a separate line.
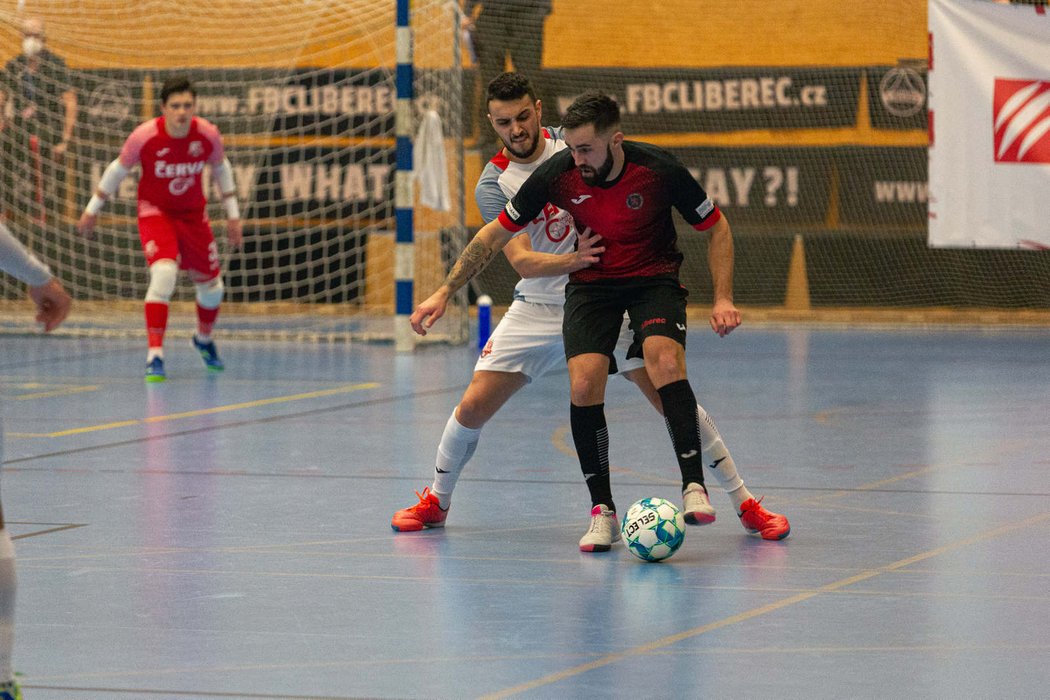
[410, 219, 515, 336]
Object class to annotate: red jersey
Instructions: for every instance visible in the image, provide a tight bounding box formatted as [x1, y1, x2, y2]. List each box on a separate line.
[118, 116, 225, 217]
[499, 141, 722, 283]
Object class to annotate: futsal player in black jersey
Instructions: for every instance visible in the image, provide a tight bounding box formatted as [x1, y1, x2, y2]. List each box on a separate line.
[411, 91, 789, 549]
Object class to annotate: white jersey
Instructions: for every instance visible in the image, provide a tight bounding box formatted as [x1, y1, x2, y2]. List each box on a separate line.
[474, 127, 574, 305]
[0, 223, 51, 286]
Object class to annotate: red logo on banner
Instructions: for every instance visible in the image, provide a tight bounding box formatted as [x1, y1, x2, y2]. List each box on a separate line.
[993, 79, 1050, 164]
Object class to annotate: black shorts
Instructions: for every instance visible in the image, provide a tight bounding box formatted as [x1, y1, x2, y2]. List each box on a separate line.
[563, 276, 689, 364]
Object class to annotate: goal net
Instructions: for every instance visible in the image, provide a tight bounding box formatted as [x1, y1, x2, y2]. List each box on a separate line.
[466, 0, 1050, 326]
[0, 0, 469, 343]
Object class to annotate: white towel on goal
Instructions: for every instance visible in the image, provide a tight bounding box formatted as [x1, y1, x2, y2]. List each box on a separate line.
[414, 109, 451, 212]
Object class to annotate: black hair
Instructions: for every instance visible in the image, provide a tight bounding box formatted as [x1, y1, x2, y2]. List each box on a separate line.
[561, 91, 620, 133]
[160, 76, 196, 104]
[486, 72, 537, 105]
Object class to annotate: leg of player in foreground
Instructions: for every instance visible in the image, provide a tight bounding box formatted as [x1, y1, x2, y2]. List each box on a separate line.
[392, 309, 789, 541]
[566, 276, 721, 553]
[391, 371, 527, 531]
[392, 300, 564, 531]
[622, 364, 790, 540]
[570, 286, 790, 549]
[0, 219, 72, 700]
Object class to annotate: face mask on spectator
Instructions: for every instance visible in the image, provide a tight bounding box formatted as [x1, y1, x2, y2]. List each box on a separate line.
[22, 37, 43, 57]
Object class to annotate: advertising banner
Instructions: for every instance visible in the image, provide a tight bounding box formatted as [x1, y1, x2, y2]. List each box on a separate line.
[545, 67, 862, 133]
[838, 147, 927, 226]
[667, 147, 832, 226]
[928, 0, 1050, 248]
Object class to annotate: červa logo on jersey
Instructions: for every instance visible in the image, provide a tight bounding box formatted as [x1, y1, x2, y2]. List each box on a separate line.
[992, 78, 1050, 164]
[154, 160, 207, 178]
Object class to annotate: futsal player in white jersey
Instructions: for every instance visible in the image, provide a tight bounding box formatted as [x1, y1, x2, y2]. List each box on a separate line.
[0, 220, 71, 700]
[392, 73, 789, 545]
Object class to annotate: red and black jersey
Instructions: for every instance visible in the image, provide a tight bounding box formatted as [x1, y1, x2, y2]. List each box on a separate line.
[498, 140, 722, 282]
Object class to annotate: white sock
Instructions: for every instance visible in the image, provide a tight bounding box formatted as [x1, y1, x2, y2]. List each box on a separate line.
[0, 529, 15, 682]
[147, 347, 164, 362]
[696, 404, 754, 509]
[431, 410, 481, 508]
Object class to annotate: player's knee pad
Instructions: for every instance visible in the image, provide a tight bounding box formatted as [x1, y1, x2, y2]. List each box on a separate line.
[195, 276, 225, 309]
[145, 259, 178, 303]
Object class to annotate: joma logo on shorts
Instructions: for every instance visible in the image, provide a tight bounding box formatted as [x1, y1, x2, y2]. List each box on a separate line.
[641, 317, 666, 329]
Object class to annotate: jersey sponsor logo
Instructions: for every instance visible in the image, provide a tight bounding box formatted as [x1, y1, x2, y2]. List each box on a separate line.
[538, 203, 571, 242]
[570, 194, 592, 204]
[641, 317, 666, 329]
[189, 140, 204, 157]
[156, 147, 171, 157]
[993, 78, 1050, 164]
[480, 338, 494, 358]
[547, 218, 570, 242]
[626, 192, 644, 210]
[169, 177, 195, 196]
[154, 160, 207, 179]
[695, 197, 715, 219]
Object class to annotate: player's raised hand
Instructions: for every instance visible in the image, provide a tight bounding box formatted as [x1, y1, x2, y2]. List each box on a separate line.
[410, 287, 451, 336]
[572, 227, 604, 270]
[227, 219, 243, 251]
[709, 298, 741, 337]
[76, 211, 97, 240]
[28, 277, 72, 332]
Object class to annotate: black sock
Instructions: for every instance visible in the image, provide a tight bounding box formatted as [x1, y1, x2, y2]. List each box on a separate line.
[570, 402, 614, 511]
[657, 379, 705, 489]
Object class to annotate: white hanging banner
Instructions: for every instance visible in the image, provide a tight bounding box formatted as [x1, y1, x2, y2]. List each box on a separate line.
[928, 0, 1050, 249]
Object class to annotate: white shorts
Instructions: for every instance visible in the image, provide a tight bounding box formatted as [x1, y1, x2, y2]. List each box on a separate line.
[474, 299, 645, 381]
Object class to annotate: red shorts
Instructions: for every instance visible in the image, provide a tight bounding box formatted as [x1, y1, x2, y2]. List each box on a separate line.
[138, 209, 220, 282]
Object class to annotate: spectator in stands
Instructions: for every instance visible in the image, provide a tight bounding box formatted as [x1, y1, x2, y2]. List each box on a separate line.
[463, 0, 552, 156]
[0, 17, 78, 224]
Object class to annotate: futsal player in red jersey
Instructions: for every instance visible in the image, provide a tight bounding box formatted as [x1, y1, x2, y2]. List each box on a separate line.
[77, 76, 242, 382]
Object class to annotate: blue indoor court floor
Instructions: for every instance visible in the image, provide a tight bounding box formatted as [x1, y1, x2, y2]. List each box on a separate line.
[1, 325, 1049, 699]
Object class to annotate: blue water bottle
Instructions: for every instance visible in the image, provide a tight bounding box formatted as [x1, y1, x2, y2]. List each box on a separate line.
[477, 294, 492, 353]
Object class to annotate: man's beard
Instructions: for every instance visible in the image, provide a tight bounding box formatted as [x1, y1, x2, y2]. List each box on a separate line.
[579, 145, 614, 185]
[503, 129, 540, 160]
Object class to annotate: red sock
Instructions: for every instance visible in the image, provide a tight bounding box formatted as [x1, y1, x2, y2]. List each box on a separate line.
[196, 304, 219, 338]
[145, 302, 169, 351]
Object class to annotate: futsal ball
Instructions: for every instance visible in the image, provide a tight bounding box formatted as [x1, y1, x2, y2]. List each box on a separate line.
[621, 497, 686, 562]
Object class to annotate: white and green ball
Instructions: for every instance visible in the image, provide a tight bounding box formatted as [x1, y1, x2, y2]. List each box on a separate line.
[621, 497, 686, 562]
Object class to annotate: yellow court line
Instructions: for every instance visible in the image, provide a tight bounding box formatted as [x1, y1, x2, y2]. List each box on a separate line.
[8, 385, 101, 400]
[798, 464, 946, 506]
[39, 382, 380, 438]
[481, 510, 1050, 700]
